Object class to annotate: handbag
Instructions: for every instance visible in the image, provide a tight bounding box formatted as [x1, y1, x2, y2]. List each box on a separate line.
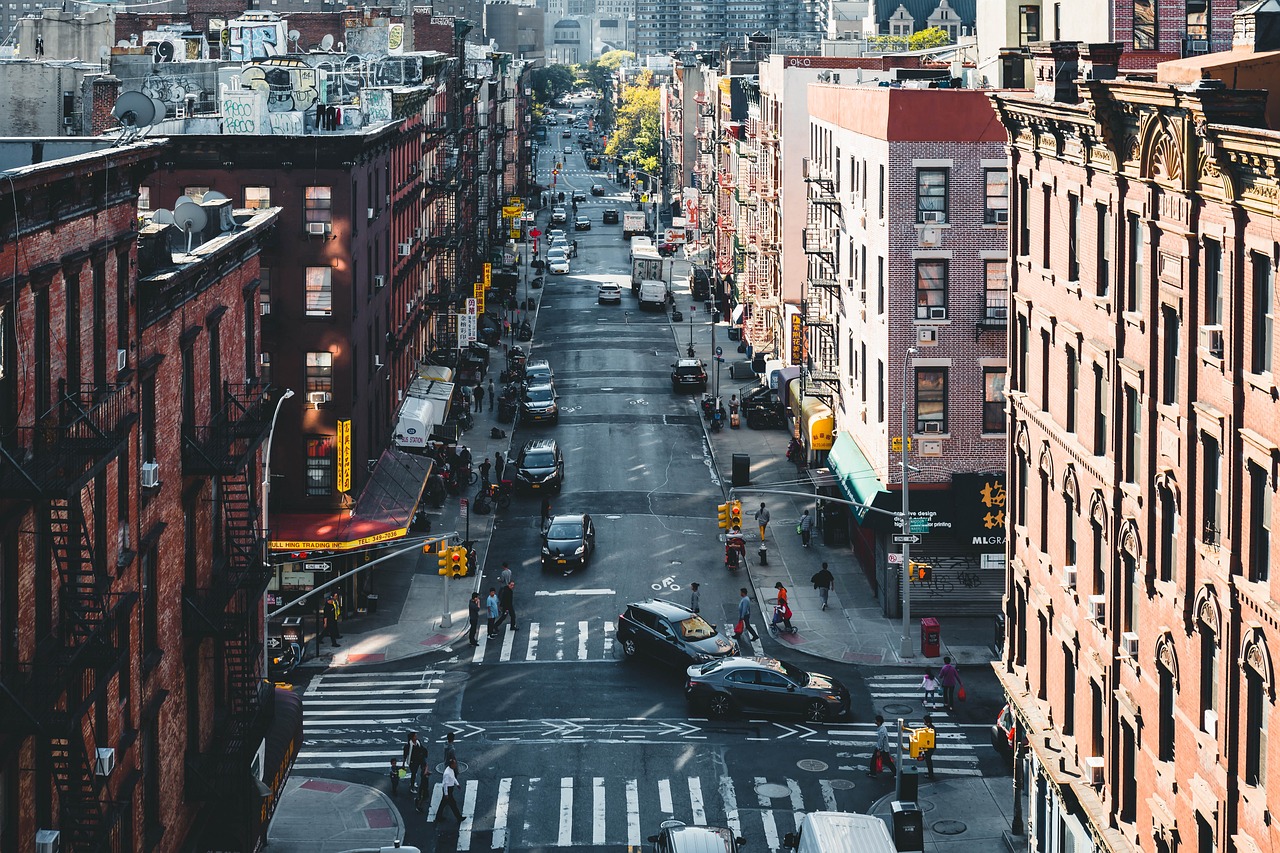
[796, 524, 802, 534]
[873, 751, 884, 773]
[958, 685, 967, 702]
[735, 619, 745, 635]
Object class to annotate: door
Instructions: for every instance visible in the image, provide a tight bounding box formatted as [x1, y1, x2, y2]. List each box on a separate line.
[753, 670, 800, 714]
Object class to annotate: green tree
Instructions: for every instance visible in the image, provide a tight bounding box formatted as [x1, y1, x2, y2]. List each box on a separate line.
[530, 64, 576, 105]
[908, 26, 951, 50]
[606, 70, 661, 175]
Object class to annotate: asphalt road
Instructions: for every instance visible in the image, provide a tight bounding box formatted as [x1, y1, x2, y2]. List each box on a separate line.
[286, 133, 1013, 852]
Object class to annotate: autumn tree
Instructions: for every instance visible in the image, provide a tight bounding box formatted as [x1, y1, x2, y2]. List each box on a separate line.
[908, 26, 951, 50]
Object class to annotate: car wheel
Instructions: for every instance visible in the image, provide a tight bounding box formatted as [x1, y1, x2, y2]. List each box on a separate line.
[707, 693, 733, 718]
[621, 638, 639, 658]
[805, 700, 828, 723]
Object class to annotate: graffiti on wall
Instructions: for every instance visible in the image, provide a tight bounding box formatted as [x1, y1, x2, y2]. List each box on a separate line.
[222, 14, 287, 61]
[140, 71, 206, 112]
[310, 53, 427, 103]
[240, 57, 319, 113]
[144, 30, 208, 62]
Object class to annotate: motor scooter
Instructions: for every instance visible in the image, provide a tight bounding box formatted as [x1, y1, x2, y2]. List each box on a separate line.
[269, 641, 303, 679]
[725, 531, 746, 572]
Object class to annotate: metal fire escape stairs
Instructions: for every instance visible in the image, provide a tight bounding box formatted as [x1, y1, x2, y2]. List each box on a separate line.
[802, 157, 843, 406]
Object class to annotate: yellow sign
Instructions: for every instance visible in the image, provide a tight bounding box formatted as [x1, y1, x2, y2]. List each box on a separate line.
[269, 527, 409, 552]
[473, 281, 485, 313]
[790, 313, 805, 366]
[890, 437, 914, 453]
[502, 205, 523, 218]
[484, 263, 492, 288]
[510, 228, 522, 240]
[336, 419, 351, 493]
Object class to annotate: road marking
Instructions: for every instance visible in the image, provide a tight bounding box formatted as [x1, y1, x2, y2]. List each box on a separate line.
[500, 627, 515, 662]
[428, 781, 444, 819]
[492, 777, 511, 849]
[558, 777, 574, 846]
[626, 779, 641, 846]
[555, 621, 566, 661]
[787, 778, 804, 830]
[303, 707, 437, 716]
[593, 777, 607, 845]
[578, 621, 590, 660]
[603, 621, 614, 657]
[533, 588, 616, 596]
[688, 777, 707, 825]
[526, 623, 540, 661]
[819, 780, 838, 811]
[473, 630, 487, 664]
[720, 775, 741, 837]
[756, 776, 779, 852]
[658, 778, 673, 814]
[459, 779, 478, 850]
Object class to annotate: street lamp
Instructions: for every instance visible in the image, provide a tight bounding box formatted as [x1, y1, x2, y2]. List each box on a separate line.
[899, 347, 917, 660]
[261, 388, 295, 679]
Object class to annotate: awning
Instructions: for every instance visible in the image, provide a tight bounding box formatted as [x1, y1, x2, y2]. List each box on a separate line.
[827, 433, 886, 523]
[261, 687, 304, 824]
[730, 304, 745, 324]
[763, 359, 785, 390]
[268, 449, 433, 551]
[801, 398, 834, 451]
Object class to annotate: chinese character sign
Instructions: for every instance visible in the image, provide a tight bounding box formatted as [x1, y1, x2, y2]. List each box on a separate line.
[336, 419, 351, 493]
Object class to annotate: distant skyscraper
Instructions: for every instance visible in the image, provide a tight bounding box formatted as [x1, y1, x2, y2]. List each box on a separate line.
[636, 0, 820, 55]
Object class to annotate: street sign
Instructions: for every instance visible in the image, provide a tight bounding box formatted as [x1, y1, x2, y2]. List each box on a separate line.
[910, 519, 929, 534]
[892, 534, 921, 545]
[715, 346, 723, 356]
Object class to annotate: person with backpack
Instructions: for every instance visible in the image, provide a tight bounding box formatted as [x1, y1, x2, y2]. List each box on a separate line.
[798, 509, 814, 548]
[810, 563, 834, 610]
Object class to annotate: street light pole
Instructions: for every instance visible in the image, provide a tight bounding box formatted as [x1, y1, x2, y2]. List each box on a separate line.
[261, 388, 295, 679]
[900, 348, 917, 660]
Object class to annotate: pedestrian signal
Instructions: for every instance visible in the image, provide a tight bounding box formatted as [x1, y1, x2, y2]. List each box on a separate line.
[909, 561, 932, 582]
[908, 725, 936, 758]
[717, 503, 731, 529]
[729, 500, 743, 528]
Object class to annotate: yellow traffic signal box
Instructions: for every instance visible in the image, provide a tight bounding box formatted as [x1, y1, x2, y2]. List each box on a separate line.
[908, 726, 936, 758]
[717, 503, 731, 529]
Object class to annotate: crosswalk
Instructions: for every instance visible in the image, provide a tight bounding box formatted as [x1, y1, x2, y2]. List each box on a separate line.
[865, 672, 957, 721]
[466, 618, 616, 665]
[410, 771, 854, 851]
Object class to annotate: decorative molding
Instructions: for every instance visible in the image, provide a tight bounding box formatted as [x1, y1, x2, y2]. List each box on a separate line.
[1089, 489, 1108, 537]
[1195, 583, 1221, 635]
[1062, 464, 1080, 507]
[1155, 630, 1178, 687]
[1241, 624, 1274, 694]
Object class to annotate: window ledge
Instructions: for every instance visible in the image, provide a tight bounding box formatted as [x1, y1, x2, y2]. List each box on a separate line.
[1243, 370, 1278, 396]
[980, 431, 1008, 439]
[914, 318, 952, 326]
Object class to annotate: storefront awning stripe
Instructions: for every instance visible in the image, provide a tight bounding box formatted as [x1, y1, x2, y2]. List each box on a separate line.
[826, 433, 885, 523]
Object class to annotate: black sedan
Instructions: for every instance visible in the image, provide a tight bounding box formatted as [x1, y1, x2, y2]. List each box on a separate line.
[591, 184, 606, 196]
[541, 514, 596, 572]
[514, 438, 564, 492]
[618, 599, 738, 667]
[603, 208, 620, 224]
[685, 656, 851, 722]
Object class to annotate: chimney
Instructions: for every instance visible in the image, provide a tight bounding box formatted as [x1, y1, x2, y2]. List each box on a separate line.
[1078, 42, 1123, 81]
[89, 74, 122, 135]
[1030, 41, 1080, 104]
[136, 221, 174, 277]
[1234, 0, 1280, 53]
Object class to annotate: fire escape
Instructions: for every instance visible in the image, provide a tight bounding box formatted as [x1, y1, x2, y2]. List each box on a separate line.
[181, 382, 275, 819]
[802, 156, 842, 407]
[737, 117, 769, 351]
[0, 382, 140, 850]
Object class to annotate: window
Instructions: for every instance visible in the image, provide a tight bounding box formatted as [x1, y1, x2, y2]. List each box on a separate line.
[183, 185, 209, 202]
[138, 185, 151, 211]
[1123, 385, 1141, 484]
[306, 436, 335, 496]
[877, 256, 885, 315]
[259, 267, 272, 316]
[1187, 0, 1208, 38]
[1017, 315, 1029, 392]
[1019, 3, 1040, 43]
[1246, 665, 1269, 787]
[1064, 489, 1077, 567]
[305, 185, 333, 229]
[1200, 620, 1218, 733]
[1158, 307, 1179, 406]
[1093, 363, 1109, 456]
[985, 169, 1009, 224]
[1123, 550, 1140, 634]
[1092, 517, 1105, 596]
[878, 165, 885, 220]
[259, 351, 272, 385]
[1252, 251, 1273, 374]
[1042, 185, 1052, 270]
[1018, 177, 1031, 256]
[306, 351, 334, 400]
[305, 267, 333, 317]
[985, 259, 1009, 321]
[1016, 449, 1029, 528]
[1250, 462, 1272, 583]
[860, 343, 868, 403]
[244, 186, 271, 209]
[877, 359, 885, 423]
[1097, 204, 1112, 296]
[1039, 470, 1050, 553]
[1158, 659, 1176, 762]
[1204, 237, 1223, 325]
[1159, 485, 1178, 583]
[915, 368, 947, 433]
[1127, 213, 1144, 312]
[1067, 193, 1080, 281]
[1134, 0, 1157, 49]
[983, 368, 1006, 433]
[1066, 345, 1078, 433]
[1062, 648, 1076, 736]
[916, 259, 948, 320]
[916, 169, 948, 224]
[1040, 330, 1050, 410]
[1203, 433, 1221, 544]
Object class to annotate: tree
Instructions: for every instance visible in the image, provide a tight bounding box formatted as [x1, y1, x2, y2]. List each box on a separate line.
[605, 70, 660, 175]
[529, 64, 576, 105]
[908, 27, 951, 50]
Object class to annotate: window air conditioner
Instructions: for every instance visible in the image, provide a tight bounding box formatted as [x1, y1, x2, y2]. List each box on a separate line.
[1062, 565, 1077, 589]
[994, 209, 1009, 224]
[307, 222, 329, 235]
[1085, 756, 1105, 786]
[399, 242, 412, 256]
[259, 353, 271, 366]
[35, 830, 60, 853]
[917, 327, 938, 345]
[95, 747, 116, 777]
[1200, 324, 1224, 357]
[1121, 632, 1139, 659]
[415, 227, 425, 239]
[367, 207, 375, 220]
[921, 421, 943, 434]
[117, 348, 128, 373]
[373, 275, 386, 290]
[921, 210, 945, 224]
[1203, 709, 1218, 738]
[1088, 594, 1106, 624]
[929, 307, 947, 320]
[307, 391, 331, 406]
[140, 462, 160, 489]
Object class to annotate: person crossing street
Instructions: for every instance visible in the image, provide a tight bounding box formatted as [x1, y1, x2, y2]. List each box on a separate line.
[735, 588, 760, 641]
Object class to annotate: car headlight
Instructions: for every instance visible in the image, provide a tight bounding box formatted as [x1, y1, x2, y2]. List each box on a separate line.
[574, 545, 585, 555]
[542, 546, 551, 555]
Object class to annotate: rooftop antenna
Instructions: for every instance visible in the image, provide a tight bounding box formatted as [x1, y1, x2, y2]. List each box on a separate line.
[320, 34, 335, 52]
[110, 89, 157, 144]
[172, 198, 208, 253]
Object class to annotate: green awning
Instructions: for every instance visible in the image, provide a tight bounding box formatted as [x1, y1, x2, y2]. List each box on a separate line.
[826, 433, 885, 523]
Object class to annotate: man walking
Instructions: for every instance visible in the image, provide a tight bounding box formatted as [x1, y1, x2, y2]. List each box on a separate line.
[919, 714, 937, 780]
[486, 587, 500, 639]
[689, 582, 701, 614]
[467, 592, 481, 646]
[798, 509, 814, 548]
[811, 562, 834, 610]
[495, 580, 518, 631]
[435, 758, 464, 823]
[736, 588, 760, 641]
[868, 715, 898, 777]
[322, 593, 341, 647]
[402, 732, 428, 795]
[474, 381, 485, 412]
[498, 561, 513, 588]
[754, 502, 770, 541]
[487, 378, 495, 411]
[939, 656, 962, 710]
[479, 456, 492, 486]
[494, 451, 506, 484]
[460, 383, 473, 412]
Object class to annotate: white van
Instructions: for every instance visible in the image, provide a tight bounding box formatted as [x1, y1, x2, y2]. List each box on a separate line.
[393, 378, 454, 450]
[782, 812, 896, 853]
[637, 279, 667, 310]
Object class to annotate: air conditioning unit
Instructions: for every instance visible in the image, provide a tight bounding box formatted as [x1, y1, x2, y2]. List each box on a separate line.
[918, 228, 941, 247]
[415, 227, 425, 239]
[259, 300, 271, 316]
[116, 348, 128, 373]
[921, 421, 943, 434]
[994, 209, 1009, 224]
[1121, 632, 1139, 659]
[1084, 756, 1105, 786]
[140, 462, 160, 489]
[917, 327, 938, 345]
[1062, 565, 1077, 589]
[921, 211, 945, 224]
[259, 353, 271, 366]
[398, 242, 412, 256]
[367, 207, 375, 221]
[307, 391, 331, 406]
[1200, 324, 1224, 357]
[1203, 709, 1219, 738]
[374, 355, 384, 369]
[929, 307, 947, 320]
[307, 222, 330, 235]
[95, 747, 116, 777]
[35, 830, 60, 853]
[373, 275, 386, 290]
[1087, 594, 1106, 624]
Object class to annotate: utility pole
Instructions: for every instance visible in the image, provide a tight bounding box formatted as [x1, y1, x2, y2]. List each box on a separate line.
[900, 347, 917, 659]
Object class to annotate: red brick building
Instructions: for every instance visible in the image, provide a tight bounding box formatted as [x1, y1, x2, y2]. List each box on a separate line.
[989, 12, 1280, 851]
[0, 137, 290, 853]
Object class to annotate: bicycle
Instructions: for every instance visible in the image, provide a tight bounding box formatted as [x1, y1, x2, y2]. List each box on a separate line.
[485, 479, 514, 509]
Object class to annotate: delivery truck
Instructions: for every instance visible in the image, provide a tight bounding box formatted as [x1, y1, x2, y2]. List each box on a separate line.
[393, 376, 454, 450]
[622, 210, 647, 239]
[637, 279, 668, 311]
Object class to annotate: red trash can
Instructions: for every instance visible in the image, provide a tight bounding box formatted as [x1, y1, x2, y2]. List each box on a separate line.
[920, 617, 941, 658]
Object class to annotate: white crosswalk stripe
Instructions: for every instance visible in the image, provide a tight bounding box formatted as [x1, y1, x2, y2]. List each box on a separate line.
[865, 673, 952, 719]
[468, 618, 620, 664]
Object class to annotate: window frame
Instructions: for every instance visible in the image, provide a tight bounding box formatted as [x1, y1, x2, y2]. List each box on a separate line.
[305, 185, 333, 228]
[305, 266, 334, 317]
[1134, 0, 1157, 50]
[916, 168, 949, 225]
[305, 351, 334, 401]
[982, 367, 1006, 434]
[1252, 251, 1274, 375]
[244, 186, 271, 210]
[985, 258, 1009, 322]
[984, 168, 1009, 225]
[914, 367, 948, 434]
[915, 259, 949, 321]
[306, 436, 335, 497]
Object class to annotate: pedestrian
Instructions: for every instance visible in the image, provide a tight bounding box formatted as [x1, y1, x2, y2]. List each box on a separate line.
[755, 502, 770, 541]
[939, 656, 963, 710]
[435, 758, 464, 822]
[868, 715, 897, 777]
[443, 731, 458, 766]
[798, 509, 813, 548]
[811, 562, 834, 610]
[495, 451, 506, 484]
[389, 759, 401, 795]
[689, 582, 701, 614]
[474, 381, 485, 412]
[921, 667, 939, 708]
[495, 580, 518, 631]
[322, 593, 341, 647]
[736, 588, 760, 641]
[488, 378, 496, 411]
[920, 714, 937, 780]
[479, 456, 492, 485]
[402, 732, 427, 794]
[499, 561, 513, 587]
[486, 587, 500, 638]
[541, 496, 552, 527]
[467, 593, 481, 646]
[771, 582, 794, 633]
[461, 383, 473, 411]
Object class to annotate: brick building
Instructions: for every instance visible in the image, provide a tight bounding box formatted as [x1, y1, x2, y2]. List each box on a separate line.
[0, 137, 291, 853]
[988, 9, 1280, 851]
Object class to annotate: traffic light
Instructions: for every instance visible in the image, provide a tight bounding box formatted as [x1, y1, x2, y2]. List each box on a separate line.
[450, 547, 469, 577]
[909, 561, 932, 582]
[717, 502, 731, 529]
[438, 544, 454, 575]
[908, 725, 936, 759]
[729, 500, 743, 529]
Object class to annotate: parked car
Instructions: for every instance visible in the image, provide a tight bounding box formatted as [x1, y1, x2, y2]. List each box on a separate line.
[617, 599, 739, 667]
[547, 250, 570, 275]
[591, 184, 606, 196]
[524, 358, 554, 385]
[550, 207, 568, 225]
[598, 282, 623, 304]
[562, 129, 571, 138]
[575, 215, 592, 231]
[689, 268, 712, 301]
[992, 702, 1020, 759]
[514, 438, 564, 492]
[520, 383, 559, 424]
[541, 513, 596, 572]
[648, 821, 746, 853]
[684, 656, 851, 722]
[671, 359, 708, 393]
[657, 242, 678, 257]
[603, 208, 620, 224]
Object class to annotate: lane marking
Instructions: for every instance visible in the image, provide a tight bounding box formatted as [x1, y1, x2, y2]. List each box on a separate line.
[658, 778, 673, 815]
[688, 776, 707, 826]
[526, 623, 540, 661]
[756, 776, 779, 852]
[534, 588, 616, 596]
[558, 777, 574, 846]
[578, 620, 590, 661]
[626, 779, 641, 847]
[459, 779, 478, 850]
[593, 776, 607, 845]
[492, 777, 511, 849]
[720, 775, 741, 837]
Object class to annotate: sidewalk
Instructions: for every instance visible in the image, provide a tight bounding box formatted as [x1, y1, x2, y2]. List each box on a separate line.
[868, 776, 1027, 852]
[265, 777, 404, 852]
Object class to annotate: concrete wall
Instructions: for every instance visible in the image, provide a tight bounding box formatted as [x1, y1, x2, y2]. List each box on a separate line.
[14, 7, 116, 61]
[0, 61, 96, 135]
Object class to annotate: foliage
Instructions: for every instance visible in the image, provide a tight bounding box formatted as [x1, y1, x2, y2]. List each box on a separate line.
[605, 70, 660, 175]
[908, 27, 952, 50]
[529, 65, 576, 105]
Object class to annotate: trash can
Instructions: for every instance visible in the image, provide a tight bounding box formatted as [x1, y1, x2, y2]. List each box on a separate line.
[890, 801, 924, 851]
[366, 593, 379, 615]
[920, 617, 941, 658]
[897, 766, 920, 803]
[281, 616, 303, 644]
[731, 453, 750, 487]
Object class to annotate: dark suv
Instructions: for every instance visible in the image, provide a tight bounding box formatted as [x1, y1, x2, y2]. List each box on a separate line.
[520, 383, 559, 424]
[603, 208, 620, 224]
[671, 359, 708, 393]
[514, 438, 564, 492]
[617, 599, 739, 667]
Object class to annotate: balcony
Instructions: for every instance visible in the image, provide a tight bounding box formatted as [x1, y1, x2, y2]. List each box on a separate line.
[182, 383, 273, 476]
[0, 383, 137, 499]
[977, 293, 1010, 335]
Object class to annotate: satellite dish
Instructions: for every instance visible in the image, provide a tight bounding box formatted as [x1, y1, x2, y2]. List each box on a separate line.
[152, 209, 175, 225]
[111, 90, 157, 129]
[173, 202, 208, 251]
[99, 45, 111, 59]
[117, 39, 131, 48]
[320, 34, 334, 51]
[148, 95, 168, 122]
[201, 190, 229, 202]
[289, 29, 300, 43]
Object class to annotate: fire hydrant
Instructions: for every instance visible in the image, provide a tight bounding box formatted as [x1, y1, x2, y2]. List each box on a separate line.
[758, 543, 768, 566]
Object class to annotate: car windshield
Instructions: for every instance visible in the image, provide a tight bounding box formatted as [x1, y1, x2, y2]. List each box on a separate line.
[774, 660, 809, 684]
[545, 522, 580, 540]
[525, 387, 553, 402]
[523, 451, 556, 467]
[693, 659, 728, 675]
[676, 614, 716, 641]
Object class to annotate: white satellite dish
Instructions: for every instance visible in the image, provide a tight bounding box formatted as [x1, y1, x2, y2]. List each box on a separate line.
[173, 201, 209, 252]
[117, 39, 131, 48]
[201, 190, 229, 202]
[152, 209, 175, 225]
[112, 90, 157, 130]
[320, 34, 334, 52]
[289, 29, 300, 44]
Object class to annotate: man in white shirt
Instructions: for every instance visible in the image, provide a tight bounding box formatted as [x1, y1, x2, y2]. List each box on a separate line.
[435, 759, 464, 822]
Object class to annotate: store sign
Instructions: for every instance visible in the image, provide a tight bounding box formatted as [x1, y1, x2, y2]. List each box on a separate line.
[502, 205, 523, 218]
[270, 527, 409, 552]
[790, 313, 804, 365]
[335, 419, 351, 493]
[954, 473, 1007, 546]
[473, 282, 485, 313]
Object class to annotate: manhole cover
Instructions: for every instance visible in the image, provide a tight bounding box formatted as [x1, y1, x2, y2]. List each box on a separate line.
[826, 779, 855, 790]
[436, 760, 469, 773]
[933, 820, 967, 836]
[755, 782, 792, 799]
[883, 703, 914, 716]
[797, 759, 827, 772]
